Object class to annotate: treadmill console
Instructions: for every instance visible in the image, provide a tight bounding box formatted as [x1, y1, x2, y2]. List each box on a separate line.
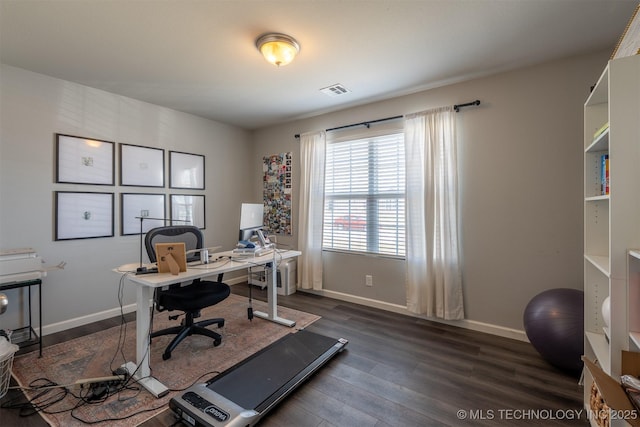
[181, 391, 229, 422]
[170, 384, 259, 427]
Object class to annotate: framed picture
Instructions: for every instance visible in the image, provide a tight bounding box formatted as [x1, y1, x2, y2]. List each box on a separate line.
[55, 191, 114, 240]
[171, 194, 206, 229]
[612, 4, 640, 59]
[119, 144, 165, 187]
[169, 151, 205, 189]
[56, 134, 114, 185]
[120, 193, 166, 235]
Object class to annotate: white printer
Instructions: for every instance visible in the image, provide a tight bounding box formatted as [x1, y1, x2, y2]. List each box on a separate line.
[0, 248, 45, 284]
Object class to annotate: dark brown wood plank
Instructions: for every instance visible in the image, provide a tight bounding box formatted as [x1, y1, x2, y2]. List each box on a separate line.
[1, 285, 586, 426]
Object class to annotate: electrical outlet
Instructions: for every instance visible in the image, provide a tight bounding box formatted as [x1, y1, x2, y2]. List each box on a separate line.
[365, 275, 373, 287]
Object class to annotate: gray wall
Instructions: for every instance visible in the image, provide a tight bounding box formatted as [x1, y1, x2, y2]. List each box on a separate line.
[252, 50, 610, 336]
[0, 64, 253, 333]
[0, 49, 608, 339]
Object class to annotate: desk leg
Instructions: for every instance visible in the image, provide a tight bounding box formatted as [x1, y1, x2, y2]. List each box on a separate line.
[122, 283, 168, 398]
[253, 257, 295, 328]
[38, 281, 42, 357]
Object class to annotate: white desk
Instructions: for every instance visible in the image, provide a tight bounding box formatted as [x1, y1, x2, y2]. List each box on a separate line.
[116, 249, 301, 398]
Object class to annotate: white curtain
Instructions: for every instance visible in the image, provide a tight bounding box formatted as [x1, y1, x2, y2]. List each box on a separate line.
[404, 107, 464, 320]
[297, 130, 326, 290]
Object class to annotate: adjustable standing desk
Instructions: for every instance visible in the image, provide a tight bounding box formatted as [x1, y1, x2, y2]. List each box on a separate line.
[117, 249, 301, 398]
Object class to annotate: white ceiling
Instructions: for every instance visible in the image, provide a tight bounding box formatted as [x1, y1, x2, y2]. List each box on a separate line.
[1, 1, 637, 130]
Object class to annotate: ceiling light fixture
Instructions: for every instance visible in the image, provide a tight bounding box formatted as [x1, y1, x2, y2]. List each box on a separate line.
[255, 33, 300, 67]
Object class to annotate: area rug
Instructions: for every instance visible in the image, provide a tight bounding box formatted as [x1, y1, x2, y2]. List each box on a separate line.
[10, 294, 320, 426]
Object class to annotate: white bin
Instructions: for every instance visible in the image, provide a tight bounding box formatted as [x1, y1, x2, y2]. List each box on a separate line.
[0, 337, 19, 399]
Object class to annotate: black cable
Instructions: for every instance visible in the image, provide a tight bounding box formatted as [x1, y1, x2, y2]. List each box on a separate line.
[2, 271, 218, 425]
[68, 370, 222, 424]
[70, 400, 165, 424]
[109, 274, 130, 373]
[1, 378, 69, 416]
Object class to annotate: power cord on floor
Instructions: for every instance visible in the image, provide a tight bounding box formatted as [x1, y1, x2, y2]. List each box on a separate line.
[3, 274, 223, 424]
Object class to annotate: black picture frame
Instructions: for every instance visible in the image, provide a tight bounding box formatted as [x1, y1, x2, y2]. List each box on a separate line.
[119, 143, 165, 187]
[55, 134, 115, 185]
[55, 191, 114, 240]
[120, 193, 167, 236]
[170, 194, 206, 229]
[169, 151, 205, 190]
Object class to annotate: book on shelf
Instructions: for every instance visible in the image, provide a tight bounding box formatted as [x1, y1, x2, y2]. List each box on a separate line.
[593, 122, 609, 139]
[601, 154, 609, 195]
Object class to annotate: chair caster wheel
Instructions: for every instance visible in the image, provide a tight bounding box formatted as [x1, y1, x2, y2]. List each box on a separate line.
[214, 339, 221, 347]
[162, 352, 172, 360]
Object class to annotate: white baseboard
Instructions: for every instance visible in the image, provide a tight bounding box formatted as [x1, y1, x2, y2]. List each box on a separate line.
[41, 303, 138, 336]
[39, 275, 526, 343]
[40, 275, 249, 336]
[300, 288, 529, 342]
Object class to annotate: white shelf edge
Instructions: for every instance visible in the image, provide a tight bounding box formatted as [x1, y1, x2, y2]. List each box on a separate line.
[585, 195, 610, 202]
[585, 254, 610, 277]
[586, 331, 610, 370]
[585, 65, 608, 106]
[629, 249, 640, 260]
[585, 127, 610, 153]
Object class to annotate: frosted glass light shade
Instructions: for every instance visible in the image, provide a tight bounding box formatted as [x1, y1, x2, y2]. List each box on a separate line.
[256, 33, 299, 67]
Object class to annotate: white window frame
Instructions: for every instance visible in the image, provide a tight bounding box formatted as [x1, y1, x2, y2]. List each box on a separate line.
[322, 126, 405, 258]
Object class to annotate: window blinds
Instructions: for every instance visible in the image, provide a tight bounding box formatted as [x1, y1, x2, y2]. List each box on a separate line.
[323, 132, 405, 256]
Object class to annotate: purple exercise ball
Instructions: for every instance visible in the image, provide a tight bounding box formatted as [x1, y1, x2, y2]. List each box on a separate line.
[523, 288, 584, 373]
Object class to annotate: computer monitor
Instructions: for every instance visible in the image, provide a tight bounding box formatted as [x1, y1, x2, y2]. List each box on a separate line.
[238, 203, 264, 241]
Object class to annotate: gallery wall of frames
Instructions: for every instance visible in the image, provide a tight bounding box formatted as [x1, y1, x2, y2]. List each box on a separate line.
[53, 133, 206, 240]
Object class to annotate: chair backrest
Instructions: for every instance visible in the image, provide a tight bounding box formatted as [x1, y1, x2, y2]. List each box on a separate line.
[145, 226, 203, 263]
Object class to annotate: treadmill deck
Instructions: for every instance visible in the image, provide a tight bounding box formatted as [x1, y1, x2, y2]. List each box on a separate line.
[170, 329, 348, 427]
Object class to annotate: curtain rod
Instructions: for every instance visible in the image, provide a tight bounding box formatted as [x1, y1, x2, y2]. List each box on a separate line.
[294, 99, 480, 138]
[294, 115, 402, 139]
[453, 99, 481, 112]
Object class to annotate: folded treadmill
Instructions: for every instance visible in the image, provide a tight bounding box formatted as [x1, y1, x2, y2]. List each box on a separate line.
[170, 329, 348, 427]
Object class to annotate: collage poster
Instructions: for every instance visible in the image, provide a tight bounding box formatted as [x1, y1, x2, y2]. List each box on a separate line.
[263, 152, 292, 235]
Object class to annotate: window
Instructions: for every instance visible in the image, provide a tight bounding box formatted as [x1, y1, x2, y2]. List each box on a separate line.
[323, 132, 405, 257]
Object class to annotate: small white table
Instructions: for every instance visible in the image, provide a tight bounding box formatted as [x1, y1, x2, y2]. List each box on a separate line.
[116, 249, 301, 398]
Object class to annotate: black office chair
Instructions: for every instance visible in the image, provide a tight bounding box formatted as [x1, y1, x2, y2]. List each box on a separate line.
[145, 225, 230, 360]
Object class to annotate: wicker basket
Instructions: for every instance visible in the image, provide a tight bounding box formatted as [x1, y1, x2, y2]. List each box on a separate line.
[0, 345, 16, 399]
[590, 382, 611, 427]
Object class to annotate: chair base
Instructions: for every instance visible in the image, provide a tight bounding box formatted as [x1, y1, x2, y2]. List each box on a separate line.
[151, 315, 225, 360]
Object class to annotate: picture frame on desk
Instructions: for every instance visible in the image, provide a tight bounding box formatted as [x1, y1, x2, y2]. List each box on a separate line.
[55, 134, 114, 185]
[54, 191, 114, 240]
[120, 193, 166, 235]
[119, 143, 165, 187]
[170, 194, 205, 229]
[169, 151, 205, 190]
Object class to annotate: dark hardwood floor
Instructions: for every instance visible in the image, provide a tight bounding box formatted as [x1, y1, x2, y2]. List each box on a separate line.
[1, 285, 586, 426]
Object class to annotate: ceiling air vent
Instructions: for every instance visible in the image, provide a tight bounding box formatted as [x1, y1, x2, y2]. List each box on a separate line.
[320, 84, 351, 97]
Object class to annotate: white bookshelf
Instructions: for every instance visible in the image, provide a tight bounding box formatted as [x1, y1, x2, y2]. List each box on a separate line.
[628, 251, 640, 352]
[583, 55, 640, 422]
